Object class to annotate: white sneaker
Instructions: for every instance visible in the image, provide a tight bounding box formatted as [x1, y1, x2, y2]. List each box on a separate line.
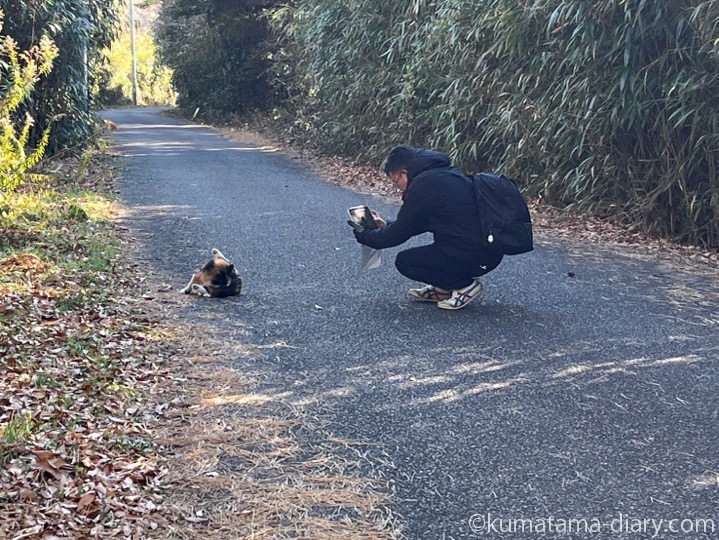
[437, 280, 484, 310]
[408, 285, 451, 302]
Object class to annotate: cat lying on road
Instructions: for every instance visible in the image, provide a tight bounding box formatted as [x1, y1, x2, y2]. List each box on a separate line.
[182, 248, 242, 298]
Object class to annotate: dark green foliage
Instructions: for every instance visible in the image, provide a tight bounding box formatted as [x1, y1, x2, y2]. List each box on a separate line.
[268, 2, 425, 157]
[64, 203, 89, 221]
[0, 0, 121, 154]
[268, 0, 719, 248]
[468, 0, 719, 246]
[157, 0, 279, 117]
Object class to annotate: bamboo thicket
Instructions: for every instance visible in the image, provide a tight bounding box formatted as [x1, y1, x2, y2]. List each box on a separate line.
[270, 0, 719, 247]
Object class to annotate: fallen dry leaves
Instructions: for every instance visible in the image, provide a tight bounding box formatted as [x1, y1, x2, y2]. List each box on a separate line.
[1, 151, 171, 539]
[0, 283, 167, 538]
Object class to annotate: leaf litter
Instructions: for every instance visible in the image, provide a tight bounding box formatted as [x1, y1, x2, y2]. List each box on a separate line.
[1, 151, 172, 539]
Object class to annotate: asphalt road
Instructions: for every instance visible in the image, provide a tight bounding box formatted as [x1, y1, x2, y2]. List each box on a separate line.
[103, 107, 719, 540]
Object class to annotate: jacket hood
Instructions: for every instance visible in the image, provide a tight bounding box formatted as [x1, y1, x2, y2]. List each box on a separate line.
[407, 148, 451, 181]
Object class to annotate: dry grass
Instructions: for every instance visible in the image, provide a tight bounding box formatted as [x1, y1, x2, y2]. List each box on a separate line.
[148, 326, 402, 540]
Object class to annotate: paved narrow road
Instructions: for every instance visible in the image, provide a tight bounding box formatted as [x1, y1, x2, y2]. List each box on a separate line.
[104, 107, 718, 540]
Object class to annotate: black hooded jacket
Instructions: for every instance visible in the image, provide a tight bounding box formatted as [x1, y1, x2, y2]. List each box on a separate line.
[357, 148, 502, 264]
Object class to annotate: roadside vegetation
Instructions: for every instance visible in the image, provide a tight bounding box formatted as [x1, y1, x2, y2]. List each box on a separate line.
[0, 2, 118, 153]
[157, 0, 719, 250]
[0, 145, 170, 537]
[1, 7, 166, 536]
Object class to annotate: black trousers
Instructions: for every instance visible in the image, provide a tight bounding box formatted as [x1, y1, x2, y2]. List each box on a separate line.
[394, 243, 503, 291]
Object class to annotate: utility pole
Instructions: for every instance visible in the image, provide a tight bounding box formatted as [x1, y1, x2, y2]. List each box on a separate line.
[129, 0, 138, 106]
[79, 1, 89, 114]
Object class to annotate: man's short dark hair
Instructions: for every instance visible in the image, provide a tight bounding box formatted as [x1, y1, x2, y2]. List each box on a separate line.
[381, 145, 416, 176]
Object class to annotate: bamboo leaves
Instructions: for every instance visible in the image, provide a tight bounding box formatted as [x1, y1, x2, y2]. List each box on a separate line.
[265, 0, 718, 247]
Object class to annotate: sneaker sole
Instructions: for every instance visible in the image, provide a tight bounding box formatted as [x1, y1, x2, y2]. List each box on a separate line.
[408, 294, 447, 303]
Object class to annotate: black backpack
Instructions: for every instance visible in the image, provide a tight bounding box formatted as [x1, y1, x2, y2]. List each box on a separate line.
[470, 172, 534, 255]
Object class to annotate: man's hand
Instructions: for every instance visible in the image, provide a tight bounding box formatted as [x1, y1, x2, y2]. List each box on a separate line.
[347, 217, 369, 243]
[348, 208, 386, 242]
[370, 210, 387, 229]
[347, 218, 366, 233]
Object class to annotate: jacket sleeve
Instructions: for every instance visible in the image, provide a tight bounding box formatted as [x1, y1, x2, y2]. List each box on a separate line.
[355, 180, 434, 249]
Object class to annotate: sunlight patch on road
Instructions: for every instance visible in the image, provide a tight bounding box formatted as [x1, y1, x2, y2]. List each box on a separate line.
[201, 392, 293, 407]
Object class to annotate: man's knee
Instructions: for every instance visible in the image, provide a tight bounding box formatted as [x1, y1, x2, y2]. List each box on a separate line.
[394, 249, 413, 278]
[396, 246, 446, 281]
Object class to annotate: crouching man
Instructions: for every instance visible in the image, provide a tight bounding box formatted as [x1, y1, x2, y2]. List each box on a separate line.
[350, 145, 503, 310]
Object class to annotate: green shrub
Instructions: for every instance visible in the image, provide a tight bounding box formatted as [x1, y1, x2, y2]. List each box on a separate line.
[1, 0, 121, 155]
[0, 11, 58, 195]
